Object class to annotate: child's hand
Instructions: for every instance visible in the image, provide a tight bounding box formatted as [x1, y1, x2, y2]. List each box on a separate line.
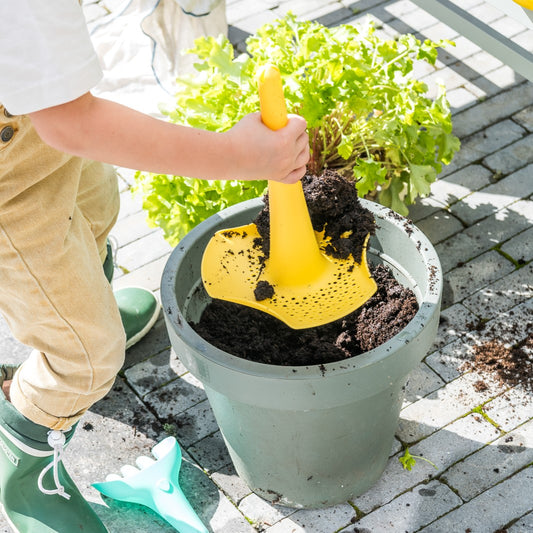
[226, 113, 310, 183]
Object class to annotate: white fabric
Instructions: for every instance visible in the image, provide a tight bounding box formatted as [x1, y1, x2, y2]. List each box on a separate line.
[89, 0, 227, 118]
[0, 0, 227, 117]
[0, 0, 103, 115]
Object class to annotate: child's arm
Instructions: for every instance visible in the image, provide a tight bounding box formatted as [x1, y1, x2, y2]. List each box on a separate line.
[28, 92, 309, 184]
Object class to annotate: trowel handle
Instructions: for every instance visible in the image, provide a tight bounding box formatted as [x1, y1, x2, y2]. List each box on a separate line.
[258, 65, 289, 131]
[257, 65, 324, 284]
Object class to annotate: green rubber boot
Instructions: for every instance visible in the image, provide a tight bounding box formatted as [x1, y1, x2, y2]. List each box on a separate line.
[115, 287, 160, 350]
[103, 239, 160, 349]
[0, 366, 108, 533]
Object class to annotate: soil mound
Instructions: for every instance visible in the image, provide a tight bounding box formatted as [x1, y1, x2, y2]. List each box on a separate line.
[193, 170, 419, 366]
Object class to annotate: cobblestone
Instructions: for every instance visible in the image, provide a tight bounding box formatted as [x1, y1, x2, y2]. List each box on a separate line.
[407, 195, 447, 223]
[515, 29, 533, 51]
[469, 1, 506, 23]
[262, 504, 355, 533]
[437, 200, 533, 272]
[188, 431, 233, 474]
[425, 338, 472, 383]
[501, 226, 533, 263]
[441, 119, 525, 178]
[124, 348, 188, 397]
[446, 86, 478, 112]
[465, 297, 533, 347]
[508, 511, 533, 532]
[410, 209, 464, 245]
[441, 419, 533, 501]
[210, 464, 253, 505]
[431, 303, 478, 351]
[169, 399, 220, 448]
[418, 466, 533, 533]
[397, 373, 505, 443]
[403, 363, 445, 406]
[483, 134, 533, 174]
[344, 480, 461, 532]
[451, 82, 533, 138]
[354, 414, 500, 512]
[492, 14, 530, 38]
[1, 1, 532, 532]
[461, 262, 533, 320]
[143, 371, 207, 419]
[239, 494, 296, 530]
[206, 496, 258, 533]
[483, 388, 533, 432]
[441, 249, 516, 307]
[439, 35, 481, 63]
[513, 104, 533, 131]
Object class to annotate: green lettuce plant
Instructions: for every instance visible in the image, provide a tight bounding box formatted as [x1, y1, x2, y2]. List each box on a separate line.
[135, 13, 460, 245]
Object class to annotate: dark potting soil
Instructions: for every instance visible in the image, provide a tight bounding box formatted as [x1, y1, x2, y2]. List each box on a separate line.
[254, 170, 376, 263]
[193, 169, 419, 366]
[462, 334, 533, 392]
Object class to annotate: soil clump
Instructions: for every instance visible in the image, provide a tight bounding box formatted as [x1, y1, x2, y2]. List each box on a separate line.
[463, 335, 533, 392]
[193, 170, 419, 366]
[253, 170, 375, 263]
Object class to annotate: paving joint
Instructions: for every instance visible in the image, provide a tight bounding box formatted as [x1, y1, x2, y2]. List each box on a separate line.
[1, 1, 531, 532]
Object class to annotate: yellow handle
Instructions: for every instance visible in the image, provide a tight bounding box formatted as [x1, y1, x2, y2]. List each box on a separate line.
[512, 0, 533, 10]
[257, 65, 326, 285]
[258, 65, 289, 131]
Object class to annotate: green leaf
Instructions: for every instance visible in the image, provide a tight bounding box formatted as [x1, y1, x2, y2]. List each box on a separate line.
[135, 13, 460, 244]
[408, 163, 436, 199]
[353, 158, 389, 197]
[379, 177, 409, 216]
[337, 135, 354, 160]
[399, 448, 417, 471]
[437, 132, 461, 165]
[399, 447, 438, 471]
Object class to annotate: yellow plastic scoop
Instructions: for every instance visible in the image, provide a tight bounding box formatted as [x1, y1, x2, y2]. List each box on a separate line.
[201, 65, 377, 329]
[512, 0, 533, 10]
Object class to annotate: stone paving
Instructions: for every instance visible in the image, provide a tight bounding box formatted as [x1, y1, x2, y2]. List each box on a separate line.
[1, 0, 532, 532]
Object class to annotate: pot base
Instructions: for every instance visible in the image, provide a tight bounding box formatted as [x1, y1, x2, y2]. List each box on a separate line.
[207, 381, 404, 508]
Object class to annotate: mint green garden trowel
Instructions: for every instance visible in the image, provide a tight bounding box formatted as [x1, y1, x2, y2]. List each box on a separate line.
[93, 436, 208, 533]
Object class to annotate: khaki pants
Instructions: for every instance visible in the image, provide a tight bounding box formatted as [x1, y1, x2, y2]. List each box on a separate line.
[0, 105, 125, 431]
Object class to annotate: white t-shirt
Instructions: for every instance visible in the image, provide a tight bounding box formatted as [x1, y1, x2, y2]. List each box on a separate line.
[0, 0, 103, 115]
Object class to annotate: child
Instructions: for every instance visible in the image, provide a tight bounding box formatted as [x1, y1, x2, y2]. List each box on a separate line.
[0, 1, 309, 532]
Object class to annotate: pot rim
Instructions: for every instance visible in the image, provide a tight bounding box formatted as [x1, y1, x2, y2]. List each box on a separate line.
[161, 197, 442, 380]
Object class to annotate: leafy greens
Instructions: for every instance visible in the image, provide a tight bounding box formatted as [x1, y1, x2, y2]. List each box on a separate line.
[135, 13, 460, 245]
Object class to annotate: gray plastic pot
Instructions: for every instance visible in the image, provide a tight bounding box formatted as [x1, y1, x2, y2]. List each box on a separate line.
[161, 198, 442, 509]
